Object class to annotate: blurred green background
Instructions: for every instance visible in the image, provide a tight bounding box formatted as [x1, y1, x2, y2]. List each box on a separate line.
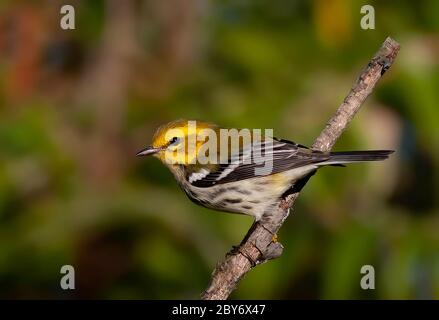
[0, 0, 438, 299]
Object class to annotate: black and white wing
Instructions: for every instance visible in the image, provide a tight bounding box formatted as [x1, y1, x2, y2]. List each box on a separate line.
[187, 138, 330, 188]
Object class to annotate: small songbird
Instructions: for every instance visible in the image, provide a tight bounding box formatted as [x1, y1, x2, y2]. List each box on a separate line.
[137, 120, 393, 221]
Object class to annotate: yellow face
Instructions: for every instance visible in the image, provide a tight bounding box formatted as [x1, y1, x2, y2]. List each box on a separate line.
[150, 119, 218, 165]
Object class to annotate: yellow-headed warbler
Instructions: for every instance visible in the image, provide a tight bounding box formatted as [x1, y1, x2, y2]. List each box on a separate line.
[137, 120, 393, 221]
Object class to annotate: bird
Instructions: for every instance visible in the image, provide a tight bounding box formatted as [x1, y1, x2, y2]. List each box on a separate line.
[137, 119, 393, 221]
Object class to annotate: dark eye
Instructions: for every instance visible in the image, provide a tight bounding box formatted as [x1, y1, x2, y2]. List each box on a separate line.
[169, 137, 180, 145]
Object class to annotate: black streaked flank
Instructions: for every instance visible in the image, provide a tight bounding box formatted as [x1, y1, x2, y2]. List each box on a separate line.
[223, 198, 242, 204]
[228, 186, 252, 195]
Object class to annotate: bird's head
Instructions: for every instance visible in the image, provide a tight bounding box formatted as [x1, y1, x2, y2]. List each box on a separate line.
[137, 119, 218, 167]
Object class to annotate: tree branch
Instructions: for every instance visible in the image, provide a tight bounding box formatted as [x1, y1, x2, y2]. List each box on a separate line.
[201, 37, 400, 300]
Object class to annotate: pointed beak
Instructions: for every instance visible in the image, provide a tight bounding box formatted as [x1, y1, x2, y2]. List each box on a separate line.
[136, 146, 161, 156]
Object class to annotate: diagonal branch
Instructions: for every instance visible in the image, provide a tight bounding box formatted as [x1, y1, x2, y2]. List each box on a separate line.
[201, 37, 400, 300]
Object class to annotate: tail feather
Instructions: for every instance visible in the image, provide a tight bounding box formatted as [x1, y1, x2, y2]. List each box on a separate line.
[324, 150, 394, 165]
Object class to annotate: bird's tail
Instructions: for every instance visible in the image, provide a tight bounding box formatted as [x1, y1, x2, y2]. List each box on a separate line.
[324, 150, 394, 165]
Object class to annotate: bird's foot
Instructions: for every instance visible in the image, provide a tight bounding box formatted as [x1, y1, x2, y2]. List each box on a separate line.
[227, 223, 283, 266]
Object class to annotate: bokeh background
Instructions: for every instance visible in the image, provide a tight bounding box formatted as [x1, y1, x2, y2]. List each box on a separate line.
[0, 0, 438, 299]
